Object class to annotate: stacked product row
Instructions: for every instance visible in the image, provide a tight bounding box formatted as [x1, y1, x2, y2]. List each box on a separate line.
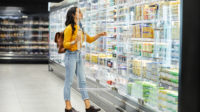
[0, 18, 49, 55]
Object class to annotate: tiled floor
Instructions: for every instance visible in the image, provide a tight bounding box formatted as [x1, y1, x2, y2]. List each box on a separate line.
[0, 64, 103, 112]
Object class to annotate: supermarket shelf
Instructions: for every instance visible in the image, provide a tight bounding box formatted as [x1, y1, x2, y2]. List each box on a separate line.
[0, 42, 48, 45]
[91, 8, 107, 13]
[116, 22, 128, 25]
[24, 30, 49, 31]
[89, 50, 106, 54]
[129, 38, 154, 41]
[0, 30, 48, 32]
[0, 48, 49, 50]
[0, 37, 24, 38]
[30, 36, 49, 38]
[0, 37, 48, 40]
[106, 5, 117, 11]
[117, 3, 129, 7]
[160, 79, 178, 90]
[130, 20, 162, 24]
[0, 23, 48, 26]
[0, 30, 23, 32]
[129, 73, 143, 80]
[171, 59, 179, 62]
[0, 55, 48, 63]
[129, 0, 165, 7]
[130, 55, 163, 61]
[0, 24, 23, 26]
[116, 74, 129, 79]
[0, 53, 48, 57]
[23, 24, 49, 26]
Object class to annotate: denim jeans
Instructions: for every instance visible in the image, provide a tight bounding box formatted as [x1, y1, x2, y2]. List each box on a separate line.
[64, 50, 89, 101]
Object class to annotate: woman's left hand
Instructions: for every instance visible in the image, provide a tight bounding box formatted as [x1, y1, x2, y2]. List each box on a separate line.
[94, 32, 107, 41]
[98, 32, 107, 37]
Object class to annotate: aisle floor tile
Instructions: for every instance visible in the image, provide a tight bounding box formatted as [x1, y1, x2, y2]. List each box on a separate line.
[0, 64, 104, 112]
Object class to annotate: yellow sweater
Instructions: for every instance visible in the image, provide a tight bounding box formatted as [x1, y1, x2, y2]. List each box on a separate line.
[63, 24, 95, 51]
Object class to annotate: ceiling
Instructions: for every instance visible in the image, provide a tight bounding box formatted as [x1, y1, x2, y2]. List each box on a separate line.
[0, 0, 63, 15]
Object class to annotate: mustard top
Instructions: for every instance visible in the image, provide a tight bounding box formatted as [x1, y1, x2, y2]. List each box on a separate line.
[63, 24, 95, 51]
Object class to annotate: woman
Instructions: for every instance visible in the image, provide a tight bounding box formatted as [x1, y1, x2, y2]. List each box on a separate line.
[63, 7, 106, 112]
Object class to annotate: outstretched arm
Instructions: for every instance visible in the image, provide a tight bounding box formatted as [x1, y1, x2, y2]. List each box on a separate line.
[86, 32, 107, 43]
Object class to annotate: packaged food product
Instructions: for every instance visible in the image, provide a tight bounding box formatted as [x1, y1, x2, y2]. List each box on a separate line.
[142, 24, 154, 38]
[158, 90, 178, 112]
[143, 4, 158, 20]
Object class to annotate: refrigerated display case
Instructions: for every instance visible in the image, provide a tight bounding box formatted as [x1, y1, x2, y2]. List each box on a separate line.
[0, 16, 49, 63]
[49, 0, 181, 111]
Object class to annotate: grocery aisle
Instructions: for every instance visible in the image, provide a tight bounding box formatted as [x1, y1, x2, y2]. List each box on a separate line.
[0, 64, 103, 112]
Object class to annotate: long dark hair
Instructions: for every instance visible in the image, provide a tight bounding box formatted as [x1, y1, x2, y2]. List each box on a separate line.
[65, 6, 77, 35]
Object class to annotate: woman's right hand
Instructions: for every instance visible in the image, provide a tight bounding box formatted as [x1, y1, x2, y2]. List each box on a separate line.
[71, 31, 82, 45]
[76, 30, 82, 42]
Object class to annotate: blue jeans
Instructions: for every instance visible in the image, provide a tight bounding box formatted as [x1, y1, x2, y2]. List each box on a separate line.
[64, 50, 89, 101]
